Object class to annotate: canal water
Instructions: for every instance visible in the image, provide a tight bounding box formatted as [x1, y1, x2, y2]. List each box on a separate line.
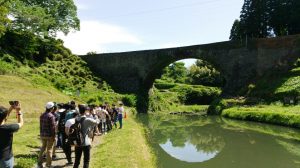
[138, 114, 300, 168]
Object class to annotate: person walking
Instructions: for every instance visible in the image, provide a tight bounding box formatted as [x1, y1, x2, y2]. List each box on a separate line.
[0, 102, 23, 168]
[118, 103, 124, 129]
[73, 104, 99, 168]
[37, 102, 56, 168]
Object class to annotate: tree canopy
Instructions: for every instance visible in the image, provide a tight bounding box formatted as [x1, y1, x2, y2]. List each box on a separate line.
[0, 0, 79, 37]
[230, 0, 300, 40]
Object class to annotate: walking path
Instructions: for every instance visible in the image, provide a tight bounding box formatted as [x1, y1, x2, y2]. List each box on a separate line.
[35, 136, 102, 168]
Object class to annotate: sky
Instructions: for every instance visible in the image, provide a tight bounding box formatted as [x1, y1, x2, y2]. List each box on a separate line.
[58, 0, 244, 67]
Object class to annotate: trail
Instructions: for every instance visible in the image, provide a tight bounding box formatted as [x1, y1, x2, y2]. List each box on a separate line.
[36, 136, 102, 168]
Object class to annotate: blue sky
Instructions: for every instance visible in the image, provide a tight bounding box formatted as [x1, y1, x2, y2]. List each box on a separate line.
[58, 0, 243, 66]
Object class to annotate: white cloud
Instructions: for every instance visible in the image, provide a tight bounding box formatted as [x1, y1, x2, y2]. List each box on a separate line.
[57, 21, 142, 55]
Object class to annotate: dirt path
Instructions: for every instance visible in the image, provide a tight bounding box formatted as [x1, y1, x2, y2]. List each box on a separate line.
[38, 136, 102, 168]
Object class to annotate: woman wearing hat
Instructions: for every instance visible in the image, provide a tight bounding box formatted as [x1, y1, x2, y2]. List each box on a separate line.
[0, 102, 24, 168]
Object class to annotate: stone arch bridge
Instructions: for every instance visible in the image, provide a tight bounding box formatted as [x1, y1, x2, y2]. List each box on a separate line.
[81, 35, 300, 111]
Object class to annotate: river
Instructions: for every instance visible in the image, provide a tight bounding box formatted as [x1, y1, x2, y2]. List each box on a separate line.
[137, 114, 300, 168]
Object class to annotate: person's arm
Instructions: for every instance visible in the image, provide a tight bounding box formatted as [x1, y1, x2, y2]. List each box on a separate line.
[15, 104, 23, 128]
[7, 105, 14, 117]
[65, 127, 70, 136]
[50, 115, 56, 138]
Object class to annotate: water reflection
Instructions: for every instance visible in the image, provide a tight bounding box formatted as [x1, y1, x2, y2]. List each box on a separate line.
[139, 114, 300, 168]
[160, 140, 219, 162]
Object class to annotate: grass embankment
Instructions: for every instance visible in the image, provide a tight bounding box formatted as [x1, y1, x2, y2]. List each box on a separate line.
[0, 75, 156, 168]
[222, 105, 300, 128]
[90, 111, 157, 168]
[215, 61, 300, 128]
[0, 75, 71, 167]
[149, 80, 220, 113]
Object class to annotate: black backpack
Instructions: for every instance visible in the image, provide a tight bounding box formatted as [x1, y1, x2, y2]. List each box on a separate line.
[68, 117, 86, 146]
[58, 112, 66, 133]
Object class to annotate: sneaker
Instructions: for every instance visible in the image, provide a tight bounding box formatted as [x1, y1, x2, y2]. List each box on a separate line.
[66, 161, 73, 165]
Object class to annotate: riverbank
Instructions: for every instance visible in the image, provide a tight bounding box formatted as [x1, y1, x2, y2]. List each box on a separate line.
[222, 105, 300, 128]
[90, 111, 157, 168]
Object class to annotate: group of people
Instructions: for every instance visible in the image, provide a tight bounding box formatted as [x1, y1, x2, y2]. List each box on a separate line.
[0, 100, 125, 168]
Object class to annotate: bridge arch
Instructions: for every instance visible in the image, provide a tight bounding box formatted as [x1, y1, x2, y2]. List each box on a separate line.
[81, 35, 300, 112]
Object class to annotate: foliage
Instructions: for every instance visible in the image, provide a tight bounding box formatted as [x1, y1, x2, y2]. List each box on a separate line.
[246, 60, 300, 103]
[207, 98, 245, 115]
[170, 84, 221, 105]
[187, 60, 225, 87]
[161, 62, 188, 83]
[230, 0, 300, 40]
[7, 0, 79, 36]
[122, 94, 137, 107]
[0, 4, 9, 37]
[222, 105, 300, 128]
[0, 30, 106, 93]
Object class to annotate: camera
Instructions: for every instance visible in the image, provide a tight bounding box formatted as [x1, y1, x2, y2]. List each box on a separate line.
[9, 101, 19, 106]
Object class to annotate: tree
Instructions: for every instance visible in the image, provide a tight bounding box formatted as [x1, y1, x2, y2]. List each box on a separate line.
[230, 0, 300, 40]
[7, 0, 80, 36]
[188, 60, 224, 87]
[161, 62, 188, 83]
[229, 19, 242, 40]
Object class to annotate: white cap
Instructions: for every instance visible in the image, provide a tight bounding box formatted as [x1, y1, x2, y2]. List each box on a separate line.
[45, 102, 55, 109]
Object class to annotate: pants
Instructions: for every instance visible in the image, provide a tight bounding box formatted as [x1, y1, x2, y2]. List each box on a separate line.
[62, 133, 72, 162]
[118, 114, 123, 128]
[56, 132, 63, 148]
[73, 145, 91, 168]
[114, 117, 118, 128]
[98, 119, 106, 133]
[0, 157, 14, 168]
[38, 136, 55, 167]
[106, 119, 112, 131]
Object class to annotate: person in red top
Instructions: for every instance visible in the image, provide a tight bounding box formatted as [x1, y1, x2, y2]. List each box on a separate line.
[0, 102, 23, 168]
[37, 102, 56, 168]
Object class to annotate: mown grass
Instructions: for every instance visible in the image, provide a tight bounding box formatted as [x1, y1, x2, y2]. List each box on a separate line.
[90, 111, 157, 168]
[222, 105, 300, 128]
[0, 75, 72, 167]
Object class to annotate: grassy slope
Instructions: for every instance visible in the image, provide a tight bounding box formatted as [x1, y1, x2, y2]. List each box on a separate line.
[220, 62, 300, 128]
[91, 111, 156, 168]
[1, 75, 156, 168]
[0, 75, 71, 117]
[0, 75, 71, 167]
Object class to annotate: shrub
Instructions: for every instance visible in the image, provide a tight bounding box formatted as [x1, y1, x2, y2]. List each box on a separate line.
[122, 94, 137, 107]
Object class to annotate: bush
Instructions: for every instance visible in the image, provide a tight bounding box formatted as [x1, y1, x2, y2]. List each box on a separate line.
[171, 84, 221, 105]
[122, 94, 137, 107]
[154, 82, 176, 90]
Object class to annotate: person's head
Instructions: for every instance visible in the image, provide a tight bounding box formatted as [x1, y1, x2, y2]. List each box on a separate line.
[52, 102, 58, 113]
[78, 104, 87, 115]
[0, 106, 8, 124]
[70, 100, 76, 110]
[45, 102, 55, 112]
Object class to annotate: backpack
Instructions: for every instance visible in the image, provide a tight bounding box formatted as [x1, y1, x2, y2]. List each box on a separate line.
[58, 112, 66, 133]
[68, 117, 86, 146]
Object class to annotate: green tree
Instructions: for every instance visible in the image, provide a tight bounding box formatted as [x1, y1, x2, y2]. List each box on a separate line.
[230, 0, 300, 40]
[7, 0, 79, 36]
[161, 62, 188, 83]
[229, 19, 242, 40]
[188, 60, 224, 87]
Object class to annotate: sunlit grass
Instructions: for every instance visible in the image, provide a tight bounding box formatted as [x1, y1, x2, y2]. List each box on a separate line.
[91, 112, 157, 168]
[222, 105, 300, 128]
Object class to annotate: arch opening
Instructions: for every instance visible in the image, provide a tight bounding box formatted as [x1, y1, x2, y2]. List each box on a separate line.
[144, 58, 226, 113]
